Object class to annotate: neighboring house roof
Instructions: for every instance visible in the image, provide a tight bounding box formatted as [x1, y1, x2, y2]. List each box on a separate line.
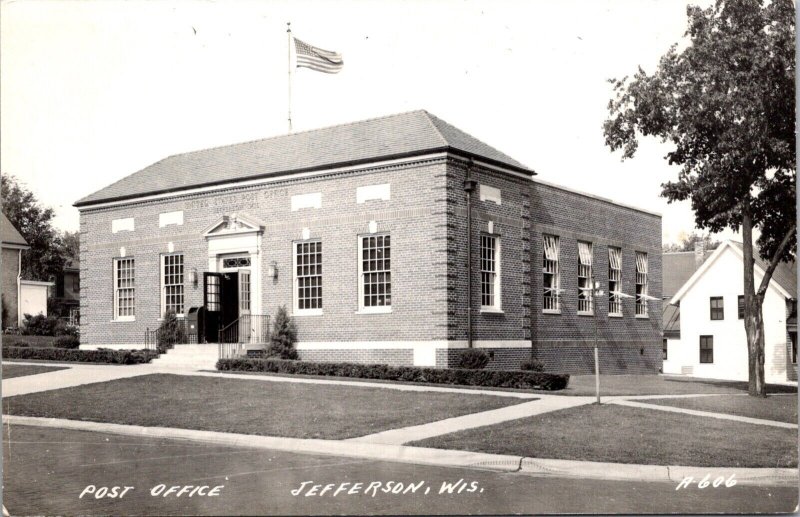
[670, 240, 797, 304]
[75, 110, 534, 207]
[727, 241, 796, 299]
[64, 257, 80, 271]
[0, 213, 28, 248]
[663, 304, 681, 338]
[662, 250, 714, 300]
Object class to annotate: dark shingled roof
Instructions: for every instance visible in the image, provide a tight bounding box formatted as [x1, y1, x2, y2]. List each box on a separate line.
[728, 241, 796, 299]
[662, 251, 713, 300]
[1, 213, 28, 247]
[75, 110, 533, 207]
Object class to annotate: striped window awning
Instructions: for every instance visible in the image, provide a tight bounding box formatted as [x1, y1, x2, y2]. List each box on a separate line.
[608, 247, 622, 270]
[636, 252, 648, 273]
[578, 242, 592, 266]
[543, 235, 559, 261]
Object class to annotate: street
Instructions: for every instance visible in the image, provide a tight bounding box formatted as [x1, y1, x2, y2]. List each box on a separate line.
[3, 425, 796, 515]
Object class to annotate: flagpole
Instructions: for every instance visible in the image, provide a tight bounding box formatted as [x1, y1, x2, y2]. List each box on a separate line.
[287, 22, 293, 133]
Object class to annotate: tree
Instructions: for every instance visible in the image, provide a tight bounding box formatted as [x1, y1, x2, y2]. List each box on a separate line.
[603, 0, 795, 396]
[62, 230, 80, 264]
[1, 174, 67, 281]
[663, 231, 721, 253]
[267, 305, 299, 359]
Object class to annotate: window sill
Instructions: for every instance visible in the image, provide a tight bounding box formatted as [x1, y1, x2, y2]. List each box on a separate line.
[157, 315, 186, 322]
[635, 314, 649, 319]
[111, 318, 135, 323]
[542, 309, 561, 315]
[355, 308, 392, 315]
[609, 313, 623, 318]
[577, 311, 594, 317]
[480, 308, 504, 314]
[293, 309, 323, 317]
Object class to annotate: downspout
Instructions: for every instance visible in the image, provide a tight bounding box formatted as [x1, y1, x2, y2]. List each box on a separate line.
[17, 250, 22, 326]
[463, 158, 477, 349]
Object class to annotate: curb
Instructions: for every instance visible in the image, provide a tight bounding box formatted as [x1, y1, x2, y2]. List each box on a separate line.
[4, 415, 797, 487]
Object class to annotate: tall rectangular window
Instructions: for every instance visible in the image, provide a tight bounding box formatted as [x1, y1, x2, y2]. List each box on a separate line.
[542, 234, 560, 312]
[608, 247, 622, 315]
[635, 252, 648, 316]
[738, 295, 745, 319]
[710, 297, 724, 320]
[577, 241, 593, 313]
[791, 332, 797, 364]
[359, 234, 391, 310]
[113, 258, 135, 321]
[700, 335, 714, 363]
[294, 241, 322, 313]
[662, 338, 668, 361]
[480, 235, 501, 310]
[161, 253, 184, 316]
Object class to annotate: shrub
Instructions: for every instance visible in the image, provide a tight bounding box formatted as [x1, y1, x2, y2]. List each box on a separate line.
[157, 310, 187, 352]
[2, 346, 159, 364]
[266, 306, 298, 359]
[20, 314, 60, 336]
[54, 320, 79, 338]
[520, 358, 545, 372]
[458, 348, 489, 369]
[216, 358, 570, 391]
[53, 335, 80, 349]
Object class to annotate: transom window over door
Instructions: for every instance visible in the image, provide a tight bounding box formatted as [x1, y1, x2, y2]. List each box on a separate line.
[480, 234, 501, 310]
[222, 257, 251, 269]
[608, 247, 622, 315]
[542, 234, 560, 312]
[114, 258, 135, 320]
[161, 253, 184, 317]
[359, 234, 391, 311]
[577, 241, 593, 313]
[294, 241, 322, 312]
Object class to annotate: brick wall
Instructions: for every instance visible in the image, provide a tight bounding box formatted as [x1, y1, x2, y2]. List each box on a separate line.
[79, 158, 449, 345]
[529, 180, 663, 374]
[1, 248, 19, 327]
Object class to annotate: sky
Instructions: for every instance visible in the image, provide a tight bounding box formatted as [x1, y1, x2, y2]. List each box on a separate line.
[1, 0, 733, 245]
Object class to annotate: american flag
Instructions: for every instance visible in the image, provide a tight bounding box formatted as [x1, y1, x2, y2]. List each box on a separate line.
[294, 37, 343, 74]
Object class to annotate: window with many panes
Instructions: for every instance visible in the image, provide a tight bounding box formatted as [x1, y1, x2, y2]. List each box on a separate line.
[359, 234, 391, 310]
[481, 235, 501, 310]
[710, 297, 724, 320]
[294, 241, 322, 313]
[635, 252, 648, 316]
[113, 258, 135, 320]
[608, 247, 622, 315]
[738, 295, 745, 319]
[577, 241, 593, 313]
[542, 234, 560, 312]
[161, 253, 184, 316]
[700, 335, 714, 363]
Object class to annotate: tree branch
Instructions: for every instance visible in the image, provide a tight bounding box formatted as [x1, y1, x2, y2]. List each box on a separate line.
[756, 223, 797, 298]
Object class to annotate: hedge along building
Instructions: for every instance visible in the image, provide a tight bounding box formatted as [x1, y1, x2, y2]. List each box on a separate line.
[75, 110, 662, 373]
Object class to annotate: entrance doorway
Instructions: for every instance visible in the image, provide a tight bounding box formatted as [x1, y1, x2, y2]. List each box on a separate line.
[203, 272, 239, 343]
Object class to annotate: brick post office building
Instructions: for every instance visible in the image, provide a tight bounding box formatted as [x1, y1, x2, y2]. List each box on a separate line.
[76, 111, 662, 373]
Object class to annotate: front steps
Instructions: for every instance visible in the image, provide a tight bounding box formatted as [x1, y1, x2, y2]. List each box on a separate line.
[151, 344, 220, 370]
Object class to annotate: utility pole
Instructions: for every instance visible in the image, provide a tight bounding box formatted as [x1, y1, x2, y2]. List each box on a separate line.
[592, 277, 604, 404]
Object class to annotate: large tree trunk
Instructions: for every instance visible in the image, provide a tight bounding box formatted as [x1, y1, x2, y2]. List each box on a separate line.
[741, 206, 767, 397]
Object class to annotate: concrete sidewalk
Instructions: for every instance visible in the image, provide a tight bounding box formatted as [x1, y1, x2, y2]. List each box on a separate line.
[349, 396, 593, 444]
[609, 398, 798, 429]
[2, 362, 156, 397]
[4, 414, 796, 488]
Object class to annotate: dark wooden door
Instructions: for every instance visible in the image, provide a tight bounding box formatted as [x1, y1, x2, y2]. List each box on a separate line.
[203, 273, 222, 343]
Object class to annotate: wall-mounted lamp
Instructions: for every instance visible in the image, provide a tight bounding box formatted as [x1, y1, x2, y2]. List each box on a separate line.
[268, 261, 278, 279]
[191, 268, 199, 288]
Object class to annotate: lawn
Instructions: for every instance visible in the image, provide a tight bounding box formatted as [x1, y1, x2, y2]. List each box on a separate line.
[2, 364, 68, 379]
[1, 335, 56, 348]
[412, 404, 798, 468]
[562, 374, 798, 396]
[2, 374, 526, 440]
[645, 394, 798, 424]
